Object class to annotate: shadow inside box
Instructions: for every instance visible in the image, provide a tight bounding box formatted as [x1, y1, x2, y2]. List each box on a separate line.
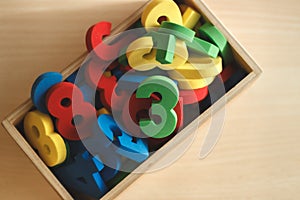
[183, 66, 248, 127]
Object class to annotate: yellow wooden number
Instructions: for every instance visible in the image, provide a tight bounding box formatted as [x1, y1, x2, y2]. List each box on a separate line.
[141, 0, 183, 29]
[168, 57, 223, 90]
[97, 107, 111, 117]
[168, 56, 223, 79]
[24, 110, 67, 167]
[176, 77, 215, 90]
[181, 6, 201, 29]
[127, 36, 188, 71]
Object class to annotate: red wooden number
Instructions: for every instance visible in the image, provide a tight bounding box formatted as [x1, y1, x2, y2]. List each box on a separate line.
[85, 60, 118, 90]
[86, 21, 140, 61]
[179, 87, 209, 105]
[148, 97, 183, 151]
[46, 82, 96, 141]
[120, 93, 159, 138]
[86, 21, 112, 61]
[219, 65, 235, 83]
[98, 72, 118, 111]
[120, 94, 183, 139]
[85, 60, 123, 111]
[174, 97, 184, 132]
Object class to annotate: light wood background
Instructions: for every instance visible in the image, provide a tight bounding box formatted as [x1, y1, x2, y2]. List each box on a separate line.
[1, 0, 300, 199]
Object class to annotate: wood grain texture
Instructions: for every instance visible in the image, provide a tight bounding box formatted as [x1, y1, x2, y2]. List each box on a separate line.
[0, 0, 300, 199]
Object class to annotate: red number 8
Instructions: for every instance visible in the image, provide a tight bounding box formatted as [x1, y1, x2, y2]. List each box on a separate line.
[46, 82, 96, 141]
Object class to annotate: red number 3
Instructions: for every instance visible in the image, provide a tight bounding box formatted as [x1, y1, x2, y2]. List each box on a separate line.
[46, 82, 96, 141]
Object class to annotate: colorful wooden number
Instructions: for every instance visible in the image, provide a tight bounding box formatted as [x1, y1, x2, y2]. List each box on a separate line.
[97, 107, 111, 117]
[46, 82, 96, 141]
[198, 23, 234, 65]
[127, 36, 166, 71]
[127, 36, 188, 71]
[169, 56, 223, 79]
[86, 21, 112, 61]
[65, 69, 96, 104]
[97, 114, 149, 163]
[141, 0, 183, 29]
[119, 92, 159, 137]
[84, 60, 126, 111]
[115, 72, 180, 137]
[98, 71, 117, 111]
[147, 31, 176, 64]
[186, 37, 220, 58]
[83, 112, 148, 163]
[52, 151, 107, 199]
[23, 110, 67, 167]
[220, 65, 248, 91]
[158, 21, 196, 42]
[175, 76, 215, 90]
[147, 97, 183, 151]
[168, 57, 222, 90]
[80, 127, 122, 176]
[86, 21, 139, 61]
[115, 74, 149, 94]
[98, 72, 122, 111]
[174, 97, 184, 132]
[180, 87, 209, 105]
[136, 75, 179, 138]
[220, 64, 236, 83]
[31, 72, 63, 113]
[78, 84, 96, 104]
[85, 59, 118, 90]
[181, 6, 201, 29]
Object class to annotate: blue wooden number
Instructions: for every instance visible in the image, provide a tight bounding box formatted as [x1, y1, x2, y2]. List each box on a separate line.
[31, 72, 63, 113]
[52, 151, 107, 199]
[97, 114, 149, 163]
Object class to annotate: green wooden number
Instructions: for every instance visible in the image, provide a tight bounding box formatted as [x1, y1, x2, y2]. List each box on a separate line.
[186, 37, 220, 58]
[197, 23, 234, 65]
[159, 21, 196, 42]
[136, 76, 179, 139]
[147, 31, 176, 64]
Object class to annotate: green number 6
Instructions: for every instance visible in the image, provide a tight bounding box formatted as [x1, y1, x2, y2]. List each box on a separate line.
[136, 75, 179, 138]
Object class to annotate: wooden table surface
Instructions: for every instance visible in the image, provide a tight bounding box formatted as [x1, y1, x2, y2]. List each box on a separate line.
[1, 0, 300, 199]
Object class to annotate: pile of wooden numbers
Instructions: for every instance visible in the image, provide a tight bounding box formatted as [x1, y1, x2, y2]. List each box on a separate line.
[21, 0, 247, 199]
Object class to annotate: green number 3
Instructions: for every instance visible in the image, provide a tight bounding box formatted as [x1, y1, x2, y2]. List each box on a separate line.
[136, 75, 179, 139]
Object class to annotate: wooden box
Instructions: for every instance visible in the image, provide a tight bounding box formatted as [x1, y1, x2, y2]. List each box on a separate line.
[2, 0, 262, 199]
